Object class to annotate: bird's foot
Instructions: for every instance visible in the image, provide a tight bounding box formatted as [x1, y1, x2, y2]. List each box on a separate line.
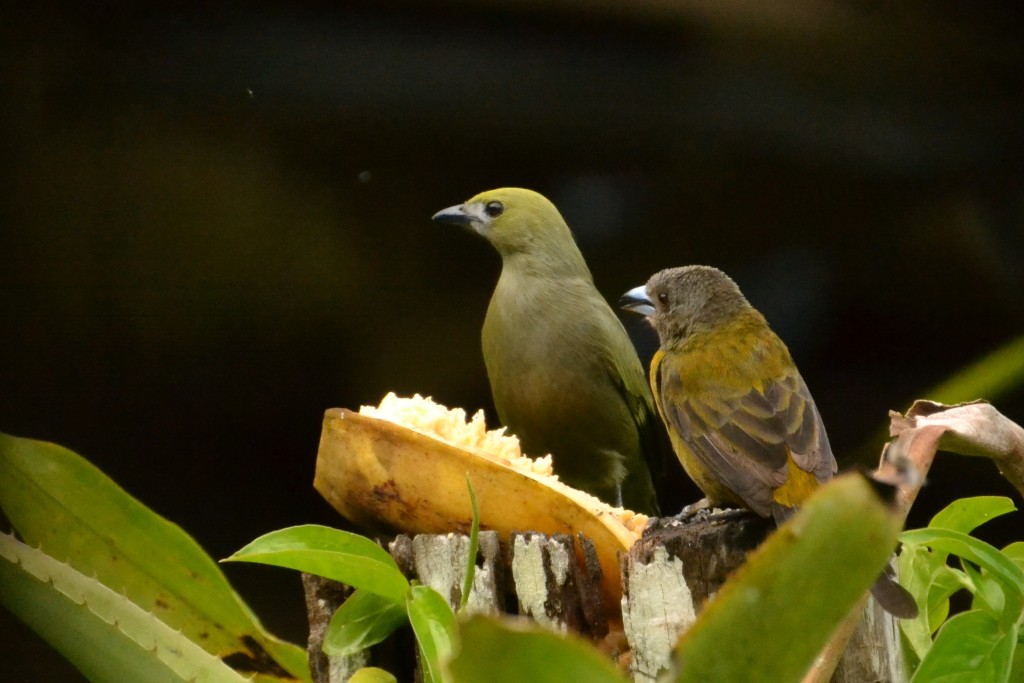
[672, 498, 716, 523]
[643, 501, 753, 536]
[669, 500, 750, 525]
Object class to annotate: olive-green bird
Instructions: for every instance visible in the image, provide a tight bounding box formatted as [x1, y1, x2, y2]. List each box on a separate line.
[621, 265, 917, 617]
[432, 187, 662, 515]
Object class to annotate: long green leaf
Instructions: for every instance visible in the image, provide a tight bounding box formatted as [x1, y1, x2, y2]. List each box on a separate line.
[929, 497, 1017, 535]
[927, 335, 1024, 406]
[910, 610, 1017, 683]
[854, 336, 1024, 464]
[225, 525, 409, 603]
[927, 567, 966, 633]
[323, 589, 407, 657]
[460, 476, 480, 613]
[1003, 542, 1024, 573]
[671, 473, 903, 683]
[446, 615, 627, 683]
[0, 533, 246, 683]
[900, 498, 1024, 672]
[900, 528, 1024, 598]
[962, 559, 1005, 615]
[1012, 646, 1024, 683]
[406, 585, 458, 683]
[900, 544, 964, 661]
[0, 432, 308, 682]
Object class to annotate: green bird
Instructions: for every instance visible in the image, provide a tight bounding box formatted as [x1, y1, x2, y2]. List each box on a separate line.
[432, 187, 662, 515]
[621, 264, 917, 617]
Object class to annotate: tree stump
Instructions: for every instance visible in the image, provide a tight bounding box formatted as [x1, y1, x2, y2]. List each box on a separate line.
[302, 515, 905, 682]
[622, 512, 771, 681]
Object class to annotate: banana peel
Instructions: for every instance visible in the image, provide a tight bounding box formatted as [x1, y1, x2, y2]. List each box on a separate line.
[313, 405, 646, 606]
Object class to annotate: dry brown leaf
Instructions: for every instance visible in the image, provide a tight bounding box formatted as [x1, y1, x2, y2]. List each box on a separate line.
[887, 399, 1024, 506]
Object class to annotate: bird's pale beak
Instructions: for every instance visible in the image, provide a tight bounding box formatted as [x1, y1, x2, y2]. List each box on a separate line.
[431, 204, 475, 227]
[619, 285, 656, 316]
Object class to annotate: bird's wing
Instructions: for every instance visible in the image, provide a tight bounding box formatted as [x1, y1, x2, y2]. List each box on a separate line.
[654, 348, 834, 517]
[609, 350, 669, 514]
[597, 310, 667, 468]
[762, 371, 836, 482]
[588, 291, 665, 514]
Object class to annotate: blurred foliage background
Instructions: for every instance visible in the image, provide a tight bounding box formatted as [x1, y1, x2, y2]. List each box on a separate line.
[2, 2, 1022, 679]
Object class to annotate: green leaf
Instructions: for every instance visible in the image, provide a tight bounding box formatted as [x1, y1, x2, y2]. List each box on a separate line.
[225, 525, 409, 604]
[900, 544, 963, 660]
[1003, 542, 1024, 573]
[406, 585, 458, 683]
[927, 567, 965, 633]
[900, 528, 1024, 599]
[963, 559, 1005, 615]
[349, 668, 398, 683]
[671, 473, 904, 683]
[0, 432, 308, 682]
[459, 476, 481, 613]
[927, 334, 1024, 406]
[323, 589, 408, 657]
[855, 336, 1024, 465]
[0, 533, 247, 683]
[929, 497, 1017, 535]
[911, 610, 1018, 683]
[1011, 645, 1024, 683]
[446, 614, 627, 683]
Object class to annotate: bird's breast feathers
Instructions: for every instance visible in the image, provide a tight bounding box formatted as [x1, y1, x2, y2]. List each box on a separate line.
[651, 316, 835, 515]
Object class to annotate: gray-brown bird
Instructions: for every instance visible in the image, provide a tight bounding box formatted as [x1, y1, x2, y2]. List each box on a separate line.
[622, 265, 917, 617]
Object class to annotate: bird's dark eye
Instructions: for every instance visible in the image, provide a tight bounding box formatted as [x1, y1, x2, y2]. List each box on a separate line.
[657, 292, 669, 308]
[484, 201, 504, 218]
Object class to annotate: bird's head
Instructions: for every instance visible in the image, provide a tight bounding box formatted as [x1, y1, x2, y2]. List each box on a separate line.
[620, 265, 751, 346]
[432, 188, 587, 273]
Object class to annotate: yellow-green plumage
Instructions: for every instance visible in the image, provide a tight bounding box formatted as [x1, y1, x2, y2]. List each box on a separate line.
[623, 265, 917, 617]
[433, 188, 662, 515]
[640, 273, 834, 522]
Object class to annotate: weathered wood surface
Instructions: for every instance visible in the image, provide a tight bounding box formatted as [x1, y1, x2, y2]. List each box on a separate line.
[303, 517, 905, 683]
[404, 532, 504, 614]
[622, 512, 771, 682]
[831, 578, 906, 683]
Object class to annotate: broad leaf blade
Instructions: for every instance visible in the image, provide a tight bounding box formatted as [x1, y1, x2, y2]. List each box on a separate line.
[910, 610, 1017, 683]
[0, 533, 247, 683]
[324, 589, 407, 657]
[929, 497, 1017, 535]
[900, 544, 957, 660]
[406, 585, 458, 683]
[1003, 542, 1024, 572]
[964, 560, 1006, 615]
[350, 668, 398, 683]
[446, 614, 627, 683]
[901, 528, 1024, 598]
[225, 525, 409, 603]
[926, 567, 965, 633]
[0, 432, 309, 682]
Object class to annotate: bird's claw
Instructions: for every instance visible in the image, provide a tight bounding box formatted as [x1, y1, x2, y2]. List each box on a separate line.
[669, 500, 750, 525]
[671, 498, 715, 523]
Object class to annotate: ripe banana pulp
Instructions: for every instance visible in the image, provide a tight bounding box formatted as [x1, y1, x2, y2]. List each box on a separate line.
[314, 400, 647, 606]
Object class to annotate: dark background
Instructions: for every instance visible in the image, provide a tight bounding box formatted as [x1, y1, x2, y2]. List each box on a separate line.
[2, 2, 1023, 680]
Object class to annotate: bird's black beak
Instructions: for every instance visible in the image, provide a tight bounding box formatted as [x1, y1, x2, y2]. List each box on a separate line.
[431, 203, 474, 227]
[619, 285, 656, 316]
